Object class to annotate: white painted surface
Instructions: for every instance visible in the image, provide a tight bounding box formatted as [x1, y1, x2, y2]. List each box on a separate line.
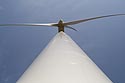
[17, 32, 113, 83]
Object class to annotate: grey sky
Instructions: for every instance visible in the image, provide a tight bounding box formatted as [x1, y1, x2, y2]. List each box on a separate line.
[0, 6, 3, 10]
[0, 0, 125, 83]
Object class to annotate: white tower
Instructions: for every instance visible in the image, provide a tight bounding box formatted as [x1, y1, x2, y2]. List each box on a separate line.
[17, 32, 113, 83]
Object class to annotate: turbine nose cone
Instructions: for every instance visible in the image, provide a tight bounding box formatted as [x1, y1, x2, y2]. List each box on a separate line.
[59, 19, 63, 23]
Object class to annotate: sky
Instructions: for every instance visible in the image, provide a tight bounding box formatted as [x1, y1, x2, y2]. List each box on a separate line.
[0, 0, 125, 83]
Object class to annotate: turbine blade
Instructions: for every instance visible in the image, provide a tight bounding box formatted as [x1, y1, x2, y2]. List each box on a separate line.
[65, 26, 77, 31]
[64, 14, 125, 25]
[0, 23, 57, 27]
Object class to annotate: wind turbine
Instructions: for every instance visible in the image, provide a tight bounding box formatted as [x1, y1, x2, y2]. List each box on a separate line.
[0, 14, 125, 32]
[1, 14, 125, 83]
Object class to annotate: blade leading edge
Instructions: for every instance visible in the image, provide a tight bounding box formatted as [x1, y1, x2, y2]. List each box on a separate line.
[0, 23, 57, 27]
[64, 14, 125, 26]
[65, 26, 77, 31]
